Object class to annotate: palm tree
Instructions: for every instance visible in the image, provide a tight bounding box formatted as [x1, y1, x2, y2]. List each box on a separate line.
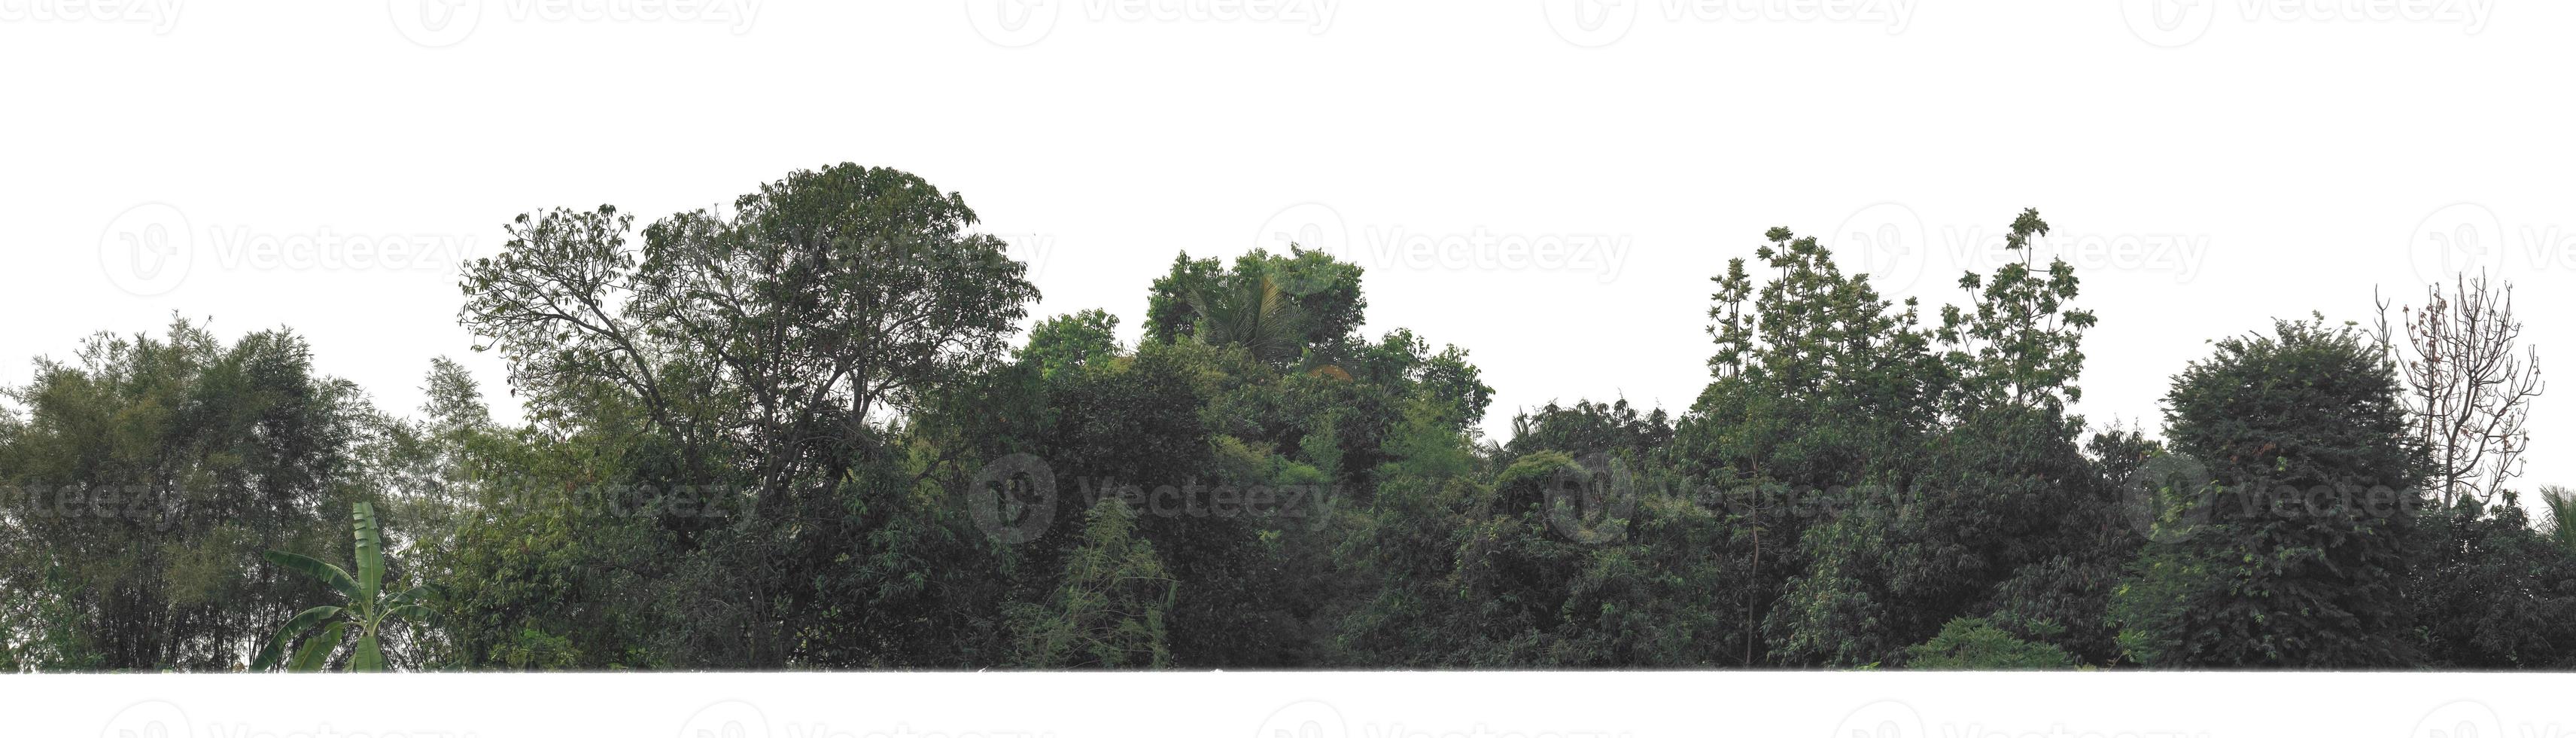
[1190, 272, 1309, 365]
[2542, 486, 2576, 555]
[250, 502, 436, 672]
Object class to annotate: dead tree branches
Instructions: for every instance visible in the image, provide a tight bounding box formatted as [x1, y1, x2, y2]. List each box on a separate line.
[2376, 273, 2545, 507]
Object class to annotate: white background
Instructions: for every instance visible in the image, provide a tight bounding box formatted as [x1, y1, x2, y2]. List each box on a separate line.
[2, 1, 2567, 489]
[5, 0, 2574, 730]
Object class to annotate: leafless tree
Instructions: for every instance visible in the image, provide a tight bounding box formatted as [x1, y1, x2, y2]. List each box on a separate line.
[2375, 273, 2545, 507]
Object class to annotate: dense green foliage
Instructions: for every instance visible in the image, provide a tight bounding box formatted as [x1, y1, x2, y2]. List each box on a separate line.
[6, 165, 2571, 671]
[0, 320, 378, 671]
[1902, 618, 2077, 669]
[2110, 317, 2421, 667]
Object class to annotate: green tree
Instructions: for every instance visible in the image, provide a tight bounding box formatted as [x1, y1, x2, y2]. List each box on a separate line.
[1935, 208, 2098, 417]
[1678, 225, 1940, 666]
[1735, 212, 2132, 668]
[2112, 316, 2422, 667]
[2406, 494, 2576, 668]
[0, 317, 372, 671]
[1501, 399, 1670, 470]
[1011, 498, 1177, 668]
[1192, 271, 1311, 366]
[453, 163, 1039, 668]
[1019, 310, 1124, 381]
[1144, 247, 1366, 364]
[1331, 398, 1489, 666]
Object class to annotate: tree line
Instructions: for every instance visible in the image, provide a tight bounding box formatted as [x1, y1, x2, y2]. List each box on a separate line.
[3, 163, 2568, 671]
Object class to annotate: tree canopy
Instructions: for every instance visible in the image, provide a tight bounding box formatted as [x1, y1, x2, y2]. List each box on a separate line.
[5, 165, 2568, 672]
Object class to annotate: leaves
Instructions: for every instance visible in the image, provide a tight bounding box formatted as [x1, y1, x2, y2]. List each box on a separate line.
[289, 622, 345, 672]
[353, 502, 385, 608]
[1902, 618, 2076, 669]
[264, 550, 361, 604]
[248, 605, 344, 672]
[0, 318, 371, 672]
[252, 502, 430, 672]
[1013, 498, 1178, 669]
[351, 633, 385, 672]
[2112, 317, 2422, 667]
[1191, 272, 1311, 366]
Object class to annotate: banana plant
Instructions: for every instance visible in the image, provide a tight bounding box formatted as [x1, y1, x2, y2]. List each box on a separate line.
[250, 502, 435, 672]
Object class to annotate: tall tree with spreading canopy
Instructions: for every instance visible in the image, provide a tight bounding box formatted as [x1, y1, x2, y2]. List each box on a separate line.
[453, 163, 1039, 667]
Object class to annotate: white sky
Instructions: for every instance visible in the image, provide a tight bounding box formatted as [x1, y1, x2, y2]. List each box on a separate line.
[4, 1, 2569, 496]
